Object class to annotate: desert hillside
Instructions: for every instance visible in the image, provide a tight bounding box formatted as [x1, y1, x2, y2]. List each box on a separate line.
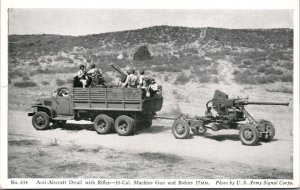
[7, 26, 294, 179]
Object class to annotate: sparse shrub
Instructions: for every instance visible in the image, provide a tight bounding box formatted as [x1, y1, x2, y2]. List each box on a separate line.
[266, 86, 293, 94]
[37, 148, 47, 156]
[257, 65, 267, 73]
[174, 73, 190, 85]
[56, 78, 66, 86]
[212, 77, 219, 83]
[242, 58, 253, 66]
[22, 76, 30, 81]
[42, 81, 50, 85]
[233, 70, 239, 75]
[49, 138, 59, 146]
[164, 75, 169, 82]
[29, 61, 40, 66]
[9, 70, 26, 79]
[133, 45, 152, 61]
[235, 70, 256, 84]
[281, 74, 293, 82]
[199, 74, 211, 83]
[173, 90, 184, 100]
[47, 57, 53, 62]
[14, 81, 37, 88]
[256, 75, 276, 84]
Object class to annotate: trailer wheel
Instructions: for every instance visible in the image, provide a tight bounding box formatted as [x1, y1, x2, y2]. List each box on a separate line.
[32, 111, 50, 130]
[93, 114, 113, 134]
[172, 119, 190, 139]
[114, 115, 135, 136]
[239, 124, 260, 145]
[258, 120, 276, 142]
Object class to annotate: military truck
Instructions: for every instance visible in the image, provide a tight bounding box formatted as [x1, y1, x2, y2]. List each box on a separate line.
[28, 85, 163, 136]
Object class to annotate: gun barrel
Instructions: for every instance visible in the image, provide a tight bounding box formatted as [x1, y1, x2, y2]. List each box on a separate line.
[110, 63, 126, 75]
[241, 101, 289, 106]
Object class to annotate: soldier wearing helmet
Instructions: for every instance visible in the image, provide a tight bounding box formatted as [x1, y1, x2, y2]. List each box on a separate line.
[87, 63, 102, 75]
[122, 68, 138, 88]
[87, 63, 105, 87]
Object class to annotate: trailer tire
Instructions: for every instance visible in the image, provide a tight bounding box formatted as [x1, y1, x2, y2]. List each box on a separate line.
[239, 124, 260, 145]
[94, 114, 113, 134]
[32, 111, 50, 130]
[172, 119, 190, 139]
[114, 115, 135, 136]
[258, 120, 276, 142]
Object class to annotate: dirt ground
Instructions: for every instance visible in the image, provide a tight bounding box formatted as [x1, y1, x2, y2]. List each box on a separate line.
[7, 60, 294, 179]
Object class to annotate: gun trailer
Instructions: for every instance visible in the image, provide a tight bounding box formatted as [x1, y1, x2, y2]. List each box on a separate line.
[171, 90, 289, 145]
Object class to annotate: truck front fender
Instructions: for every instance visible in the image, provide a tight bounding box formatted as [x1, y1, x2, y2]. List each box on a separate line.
[29, 105, 57, 118]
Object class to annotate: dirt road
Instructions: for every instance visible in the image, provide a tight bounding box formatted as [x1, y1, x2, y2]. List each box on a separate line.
[9, 109, 293, 172]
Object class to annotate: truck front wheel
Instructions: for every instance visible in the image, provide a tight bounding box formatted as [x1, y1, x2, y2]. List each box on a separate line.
[32, 111, 50, 130]
[114, 115, 135, 136]
[93, 114, 113, 134]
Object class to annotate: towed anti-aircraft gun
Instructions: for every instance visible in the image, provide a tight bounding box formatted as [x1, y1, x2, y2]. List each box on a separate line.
[171, 90, 289, 145]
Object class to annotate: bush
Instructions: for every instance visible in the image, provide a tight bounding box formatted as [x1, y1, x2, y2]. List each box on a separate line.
[42, 81, 50, 85]
[47, 57, 53, 62]
[9, 70, 26, 79]
[29, 61, 40, 66]
[266, 86, 293, 94]
[199, 74, 211, 83]
[212, 77, 219, 83]
[281, 74, 293, 82]
[56, 78, 66, 86]
[133, 45, 152, 61]
[14, 81, 37, 88]
[22, 76, 30, 81]
[174, 73, 190, 85]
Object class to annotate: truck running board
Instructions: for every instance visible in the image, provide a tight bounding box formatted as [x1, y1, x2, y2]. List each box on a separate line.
[52, 115, 74, 121]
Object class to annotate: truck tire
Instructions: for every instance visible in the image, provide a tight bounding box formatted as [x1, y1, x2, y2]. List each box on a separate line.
[94, 114, 113, 134]
[114, 115, 135, 136]
[32, 111, 50, 130]
[239, 124, 260, 145]
[172, 119, 190, 139]
[258, 120, 276, 142]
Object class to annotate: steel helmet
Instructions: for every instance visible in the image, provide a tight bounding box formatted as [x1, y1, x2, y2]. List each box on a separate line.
[79, 64, 85, 69]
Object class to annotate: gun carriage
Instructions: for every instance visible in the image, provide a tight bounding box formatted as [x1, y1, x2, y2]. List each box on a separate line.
[168, 90, 289, 145]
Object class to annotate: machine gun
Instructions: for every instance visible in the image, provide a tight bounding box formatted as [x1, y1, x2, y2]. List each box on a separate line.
[171, 90, 290, 145]
[110, 63, 128, 83]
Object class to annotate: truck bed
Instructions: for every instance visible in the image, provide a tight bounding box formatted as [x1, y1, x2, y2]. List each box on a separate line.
[72, 88, 143, 111]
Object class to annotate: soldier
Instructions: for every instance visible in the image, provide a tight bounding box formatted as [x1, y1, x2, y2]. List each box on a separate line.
[122, 68, 138, 88]
[138, 69, 147, 88]
[77, 64, 88, 87]
[87, 63, 102, 75]
[146, 78, 158, 97]
[87, 63, 106, 87]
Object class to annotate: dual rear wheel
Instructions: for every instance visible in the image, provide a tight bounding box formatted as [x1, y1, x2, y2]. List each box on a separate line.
[93, 114, 136, 136]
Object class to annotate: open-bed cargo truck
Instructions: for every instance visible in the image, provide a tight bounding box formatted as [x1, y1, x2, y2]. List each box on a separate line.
[28, 86, 163, 136]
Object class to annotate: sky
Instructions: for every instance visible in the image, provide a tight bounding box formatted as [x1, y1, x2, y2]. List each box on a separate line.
[8, 9, 293, 36]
